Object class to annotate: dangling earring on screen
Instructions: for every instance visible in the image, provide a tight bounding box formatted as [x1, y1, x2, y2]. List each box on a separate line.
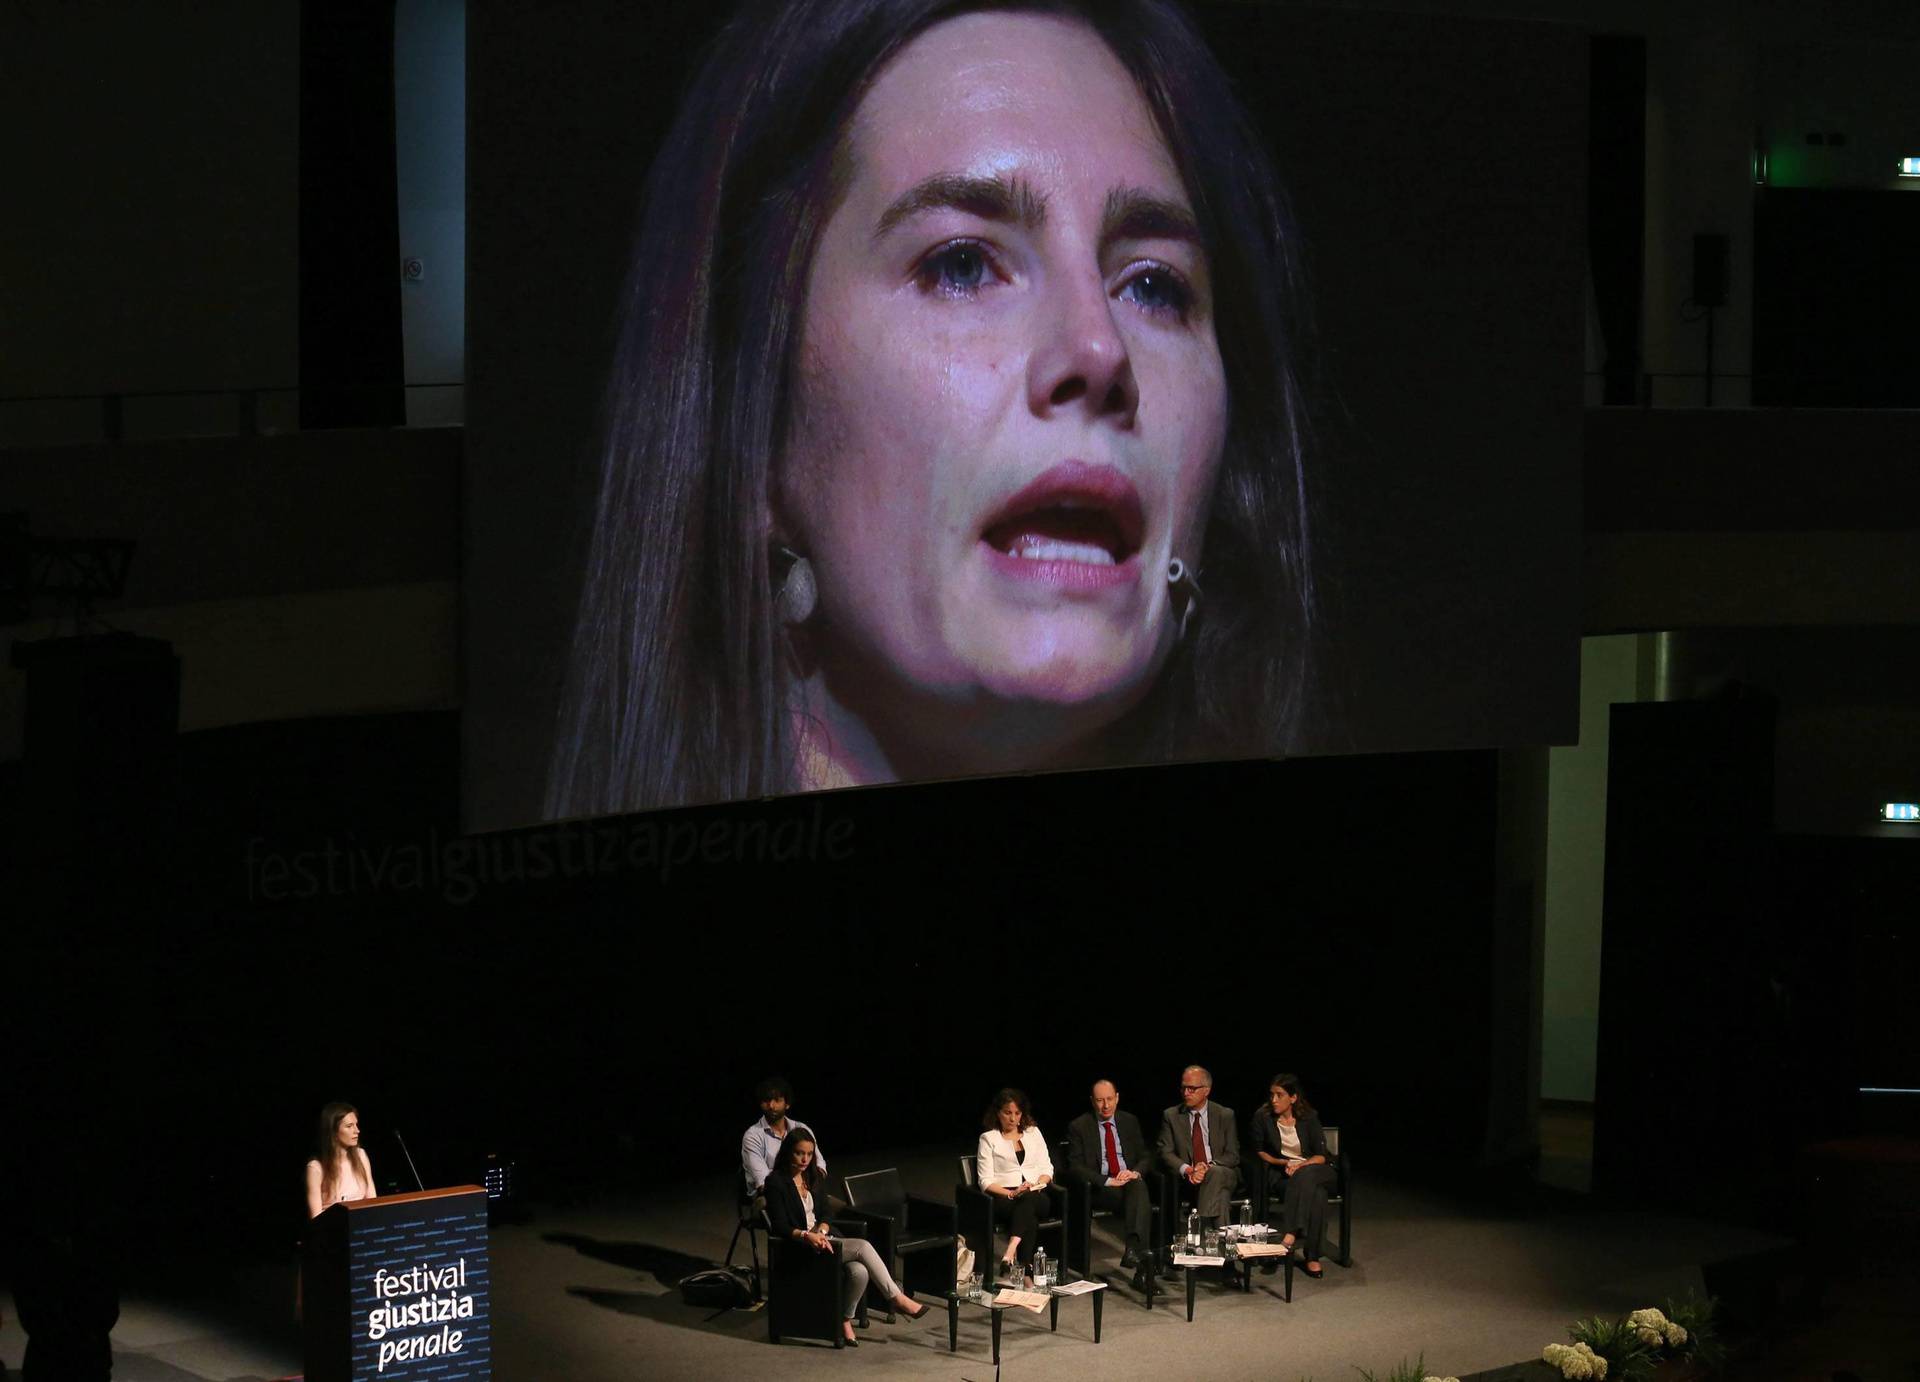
[1167, 558, 1202, 642]
[774, 545, 817, 626]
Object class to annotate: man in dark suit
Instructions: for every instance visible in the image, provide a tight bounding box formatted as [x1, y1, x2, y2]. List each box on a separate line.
[1065, 1078, 1157, 1291]
[1156, 1064, 1240, 1222]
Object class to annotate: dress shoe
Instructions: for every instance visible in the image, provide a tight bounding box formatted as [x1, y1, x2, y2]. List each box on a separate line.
[1303, 1263, 1324, 1279]
[1120, 1247, 1140, 1270]
[1131, 1265, 1157, 1293]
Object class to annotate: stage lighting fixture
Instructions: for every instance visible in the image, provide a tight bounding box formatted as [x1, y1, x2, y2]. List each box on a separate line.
[1900, 157, 1920, 178]
[1880, 802, 1918, 822]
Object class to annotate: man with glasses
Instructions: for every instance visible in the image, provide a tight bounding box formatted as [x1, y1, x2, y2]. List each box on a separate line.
[1156, 1065, 1240, 1224]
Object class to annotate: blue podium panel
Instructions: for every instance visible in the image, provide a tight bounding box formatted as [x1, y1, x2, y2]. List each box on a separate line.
[342, 1187, 491, 1380]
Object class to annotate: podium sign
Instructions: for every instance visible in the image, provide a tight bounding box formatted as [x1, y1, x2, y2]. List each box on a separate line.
[305, 1186, 492, 1381]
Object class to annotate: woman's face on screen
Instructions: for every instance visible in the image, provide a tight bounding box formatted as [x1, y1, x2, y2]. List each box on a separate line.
[780, 11, 1228, 769]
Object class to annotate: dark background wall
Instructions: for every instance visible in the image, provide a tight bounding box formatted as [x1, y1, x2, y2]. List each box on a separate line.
[3, 710, 1516, 1247]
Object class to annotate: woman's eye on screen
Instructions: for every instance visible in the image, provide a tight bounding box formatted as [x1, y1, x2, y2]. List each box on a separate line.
[915, 241, 997, 298]
[1118, 265, 1192, 319]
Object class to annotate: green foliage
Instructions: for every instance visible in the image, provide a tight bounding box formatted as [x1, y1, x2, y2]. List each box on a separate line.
[1353, 1356, 1429, 1382]
[1662, 1290, 1727, 1370]
[1568, 1314, 1655, 1382]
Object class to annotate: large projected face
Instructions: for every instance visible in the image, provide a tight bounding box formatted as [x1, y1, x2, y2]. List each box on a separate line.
[475, 0, 1586, 831]
[780, 12, 1228, 786]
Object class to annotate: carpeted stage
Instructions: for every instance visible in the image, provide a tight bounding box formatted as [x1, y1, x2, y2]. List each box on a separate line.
[0, 1145, 1817, 1381]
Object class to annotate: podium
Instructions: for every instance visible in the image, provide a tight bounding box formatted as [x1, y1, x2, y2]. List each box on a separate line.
[304, 1187, 492, 1381]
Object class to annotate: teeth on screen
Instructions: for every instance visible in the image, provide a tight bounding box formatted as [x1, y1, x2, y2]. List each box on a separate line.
[1011, 538, 1115, 565]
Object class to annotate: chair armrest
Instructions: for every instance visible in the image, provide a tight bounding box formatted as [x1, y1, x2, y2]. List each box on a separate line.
[904, 1193, 956, 1234]
[954, 1181, 993, 1241]
[835, 1206, 895, 1236]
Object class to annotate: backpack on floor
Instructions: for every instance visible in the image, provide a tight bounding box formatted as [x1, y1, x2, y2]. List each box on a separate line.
[679, 1266, 753, 1309]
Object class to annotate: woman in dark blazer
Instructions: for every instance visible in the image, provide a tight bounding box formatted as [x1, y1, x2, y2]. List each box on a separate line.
[1251, 1072, 1336, 1277]
[763, 1132, 927, 1344]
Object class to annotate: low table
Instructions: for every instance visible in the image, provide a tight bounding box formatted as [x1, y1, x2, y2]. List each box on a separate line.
[949, 1277, 1109, 1363]
[1228, 1238, 1297, 1303]
[1171, 1236, 1295, 1320]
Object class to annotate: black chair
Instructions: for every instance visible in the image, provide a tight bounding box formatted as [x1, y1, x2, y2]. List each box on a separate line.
[1250, 1123, 1353, 1267]
[764, 1213, 869, 1347]
[838, 1168, 960, 1316]
[724, 1182, 764, 1302]
[955, 1155, 1067, 1292]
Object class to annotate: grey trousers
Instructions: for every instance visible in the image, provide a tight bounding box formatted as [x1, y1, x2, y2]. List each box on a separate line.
[1187, 1164, 1240, 1222]
[831, 1236, 901, 1318]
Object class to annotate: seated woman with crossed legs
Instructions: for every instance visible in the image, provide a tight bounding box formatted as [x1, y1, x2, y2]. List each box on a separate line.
[763, 1132, 928, 1344]
[975, 1088, 1055, 1276]
[1251, 1072, 1336, 1277]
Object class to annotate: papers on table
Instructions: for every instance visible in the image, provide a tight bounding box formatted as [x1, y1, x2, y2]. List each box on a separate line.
[992, 1287, 1050, 1313]
[1170, 1253, 1228, 1267]
[1050, 1279, 1106, 1296]
[1231, 1242, 1291, 1259]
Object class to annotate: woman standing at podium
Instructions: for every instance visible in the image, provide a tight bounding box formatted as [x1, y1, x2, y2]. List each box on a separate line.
[304, 1102, 376, 1219]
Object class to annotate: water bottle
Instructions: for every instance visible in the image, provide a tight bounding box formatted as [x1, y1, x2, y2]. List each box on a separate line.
[1031, 1246, 1048, 1287]
[1186, 1207, 1199, 1252]
[1239, 1200, 1252, 1233]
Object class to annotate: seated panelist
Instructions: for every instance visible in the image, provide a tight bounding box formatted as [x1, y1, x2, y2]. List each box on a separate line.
[741, 1075, 824, 1199]
[763, 1132, 927, 1345]
[1155, 1064, 1239, 1222]
[1251, 1072, 1335, 1278]
[975, 1088, 1054, 1273]
[1065, 1078, 1157, 1291]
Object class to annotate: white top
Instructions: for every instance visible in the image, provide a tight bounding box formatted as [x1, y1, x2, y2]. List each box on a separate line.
[801, 1186, 818, 1231]
[1277, 1121, 1303, 1160]
[976, 1126, 1054, 1189]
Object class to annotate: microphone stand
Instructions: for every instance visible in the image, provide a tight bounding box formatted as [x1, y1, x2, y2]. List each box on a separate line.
[392, 1128, 427, 1192]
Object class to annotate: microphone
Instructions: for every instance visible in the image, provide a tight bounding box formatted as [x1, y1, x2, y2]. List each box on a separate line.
[392, 1127, 427, 1193]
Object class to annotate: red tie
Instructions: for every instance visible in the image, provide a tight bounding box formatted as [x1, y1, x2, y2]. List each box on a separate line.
[1102, 1119, 1121, 1179]
[1191, 1111, 1207, 1166]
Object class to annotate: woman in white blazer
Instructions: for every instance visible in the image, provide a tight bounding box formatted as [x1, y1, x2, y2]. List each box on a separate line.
[975, 1088, 1054, 1273]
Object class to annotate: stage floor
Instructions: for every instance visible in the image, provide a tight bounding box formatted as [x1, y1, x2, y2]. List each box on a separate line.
[0, 1145, 1807, 1382]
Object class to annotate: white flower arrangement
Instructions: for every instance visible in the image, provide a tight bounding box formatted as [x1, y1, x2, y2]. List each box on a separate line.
[1542, 1342, 1609, 1379]
[1627, 1307, 1690, 1349]
[1422, 1376, 1460, 1382]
